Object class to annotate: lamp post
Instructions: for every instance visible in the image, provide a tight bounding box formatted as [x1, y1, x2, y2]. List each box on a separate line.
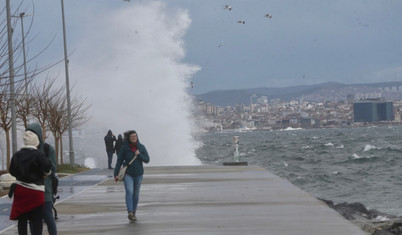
[61, 0, 75, 166]
[19, 12, 28, 94]
[6, 0, 17, 155]
[12, 12, 30, 94]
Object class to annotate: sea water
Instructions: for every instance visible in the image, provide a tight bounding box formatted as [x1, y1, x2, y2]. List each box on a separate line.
[195, 125, 402, 216]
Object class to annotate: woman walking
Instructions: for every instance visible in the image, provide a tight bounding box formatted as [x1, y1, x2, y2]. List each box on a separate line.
[114, 130, 150, 220]
[9, 130, 52, 235]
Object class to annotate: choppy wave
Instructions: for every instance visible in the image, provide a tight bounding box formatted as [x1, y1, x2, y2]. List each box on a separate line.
[364, 144, 380, 151]
[196, 126, 402, 216]
[281, 127, 303, 131]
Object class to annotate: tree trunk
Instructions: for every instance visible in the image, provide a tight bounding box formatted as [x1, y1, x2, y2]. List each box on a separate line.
[55, 136, 60, 166]
[6, 130, 10, 171]
[60, 136, 64, 166]
[41, 123, 46, 141]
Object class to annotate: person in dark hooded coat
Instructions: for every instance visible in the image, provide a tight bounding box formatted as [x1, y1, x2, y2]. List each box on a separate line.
[114, 134, 123, 155]
[26, 123, 58, 235]
[104, 130, 116, 169]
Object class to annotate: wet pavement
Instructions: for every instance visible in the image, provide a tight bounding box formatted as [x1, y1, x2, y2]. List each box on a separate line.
[0, 165, 368, 234]
[0, 168, 113, 233]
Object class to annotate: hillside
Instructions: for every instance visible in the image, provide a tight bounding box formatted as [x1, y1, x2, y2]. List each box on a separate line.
[195, 81, 402, 106]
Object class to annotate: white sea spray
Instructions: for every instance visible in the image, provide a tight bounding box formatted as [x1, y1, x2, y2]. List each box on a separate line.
[84, 158, 96, 169]
[69, 2, 201, 166]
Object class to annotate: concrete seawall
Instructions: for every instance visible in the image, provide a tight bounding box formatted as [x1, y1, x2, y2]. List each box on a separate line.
[1, 165, 368, 234]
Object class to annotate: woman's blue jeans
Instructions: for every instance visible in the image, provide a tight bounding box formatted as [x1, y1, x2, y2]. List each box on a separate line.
[123, 174, 143, 212]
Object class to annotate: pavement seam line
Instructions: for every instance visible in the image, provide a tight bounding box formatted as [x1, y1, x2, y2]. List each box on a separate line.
[54, 176, 112, 205]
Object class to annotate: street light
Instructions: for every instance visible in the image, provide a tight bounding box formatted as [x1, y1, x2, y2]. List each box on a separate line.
[19, 12, 29, 94]
[11, 12, 30, 94]
[60, 0, 75, 166]
[6, 0, 17, 155]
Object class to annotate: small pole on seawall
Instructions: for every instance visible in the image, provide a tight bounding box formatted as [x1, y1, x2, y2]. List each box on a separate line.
[223, 136, 248, 166]
[233, 136, 240, 162]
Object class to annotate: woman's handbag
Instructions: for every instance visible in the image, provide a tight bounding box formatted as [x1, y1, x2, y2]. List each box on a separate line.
[117, 156, 137, 182]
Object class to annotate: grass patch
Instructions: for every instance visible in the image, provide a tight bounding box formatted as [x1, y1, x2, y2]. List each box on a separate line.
[57, 164, 90, 174]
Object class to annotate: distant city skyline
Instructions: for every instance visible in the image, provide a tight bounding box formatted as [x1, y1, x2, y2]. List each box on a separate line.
[197, 81, 402, 107]
[198, 90, 402, 132]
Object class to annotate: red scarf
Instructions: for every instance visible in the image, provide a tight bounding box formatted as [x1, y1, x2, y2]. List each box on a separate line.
[129, 143, 137, 153]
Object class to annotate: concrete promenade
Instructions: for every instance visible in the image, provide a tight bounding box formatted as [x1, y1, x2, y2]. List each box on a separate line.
[1, 165, 368, 235]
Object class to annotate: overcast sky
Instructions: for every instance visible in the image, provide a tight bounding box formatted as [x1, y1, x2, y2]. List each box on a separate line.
[179, 0, 402, 94]
[9, 0, 402, 95]
[3, 0, 402, 166]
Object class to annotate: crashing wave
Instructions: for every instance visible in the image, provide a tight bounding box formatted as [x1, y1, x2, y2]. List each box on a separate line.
[364, 144, 380, 152]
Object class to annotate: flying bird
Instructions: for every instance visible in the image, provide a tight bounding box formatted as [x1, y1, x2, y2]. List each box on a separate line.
[265, 14, 272, 19]
[224, 5, 232, 11]
[191, 81, 194, 88]
[218, 44, 224, 48]
[237, 20, 246, 24]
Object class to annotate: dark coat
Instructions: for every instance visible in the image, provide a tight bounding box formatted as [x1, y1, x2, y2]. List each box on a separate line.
[9, 148, 51, 186]
[114, 134, 123, 155]
[27, 123, 57, 202]
[114, 140, 150, 177]
[104, 130, 116, 152]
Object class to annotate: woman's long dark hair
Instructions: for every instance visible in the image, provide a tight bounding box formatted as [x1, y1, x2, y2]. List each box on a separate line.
[124, 130, 138, 144]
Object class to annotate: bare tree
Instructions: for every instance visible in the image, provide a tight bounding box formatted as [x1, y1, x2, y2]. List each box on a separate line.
[1, 2, 90, 169]
[47, 85, 90, 165]
[47, 87, 66, 165]
[0, 84, 12, 170]
[0, 79, 25, 170]
[0, 2, 61, 171]
[30, 78, 62, 142]
[15, 74, 36, 129]
[15, 88, 34, 129]
[60, 93, 91, 164]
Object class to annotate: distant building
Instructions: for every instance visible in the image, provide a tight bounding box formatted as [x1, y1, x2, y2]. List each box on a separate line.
[258, 96, 268, 105]
[346, 94, 354, 104]
[250, 94, 257, 105]
[353, 99, 394, 122]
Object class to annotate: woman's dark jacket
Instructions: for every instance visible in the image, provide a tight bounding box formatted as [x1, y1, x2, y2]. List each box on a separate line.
[114, 135, 123, 155]
[9, 148, 51, 186]
[114, 140, 150, 177]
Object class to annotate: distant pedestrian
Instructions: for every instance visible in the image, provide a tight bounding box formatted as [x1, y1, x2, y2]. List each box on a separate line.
[114, 130, 150, 221]
[104, 130, 116, 169]
[27, 123, 58, 235]
[114, 134, 123, 155]
[9, 130, 52, 235]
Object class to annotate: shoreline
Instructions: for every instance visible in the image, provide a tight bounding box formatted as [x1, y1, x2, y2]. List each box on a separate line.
[318, 199, 402, 234]
[212, 122, 402, 133]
